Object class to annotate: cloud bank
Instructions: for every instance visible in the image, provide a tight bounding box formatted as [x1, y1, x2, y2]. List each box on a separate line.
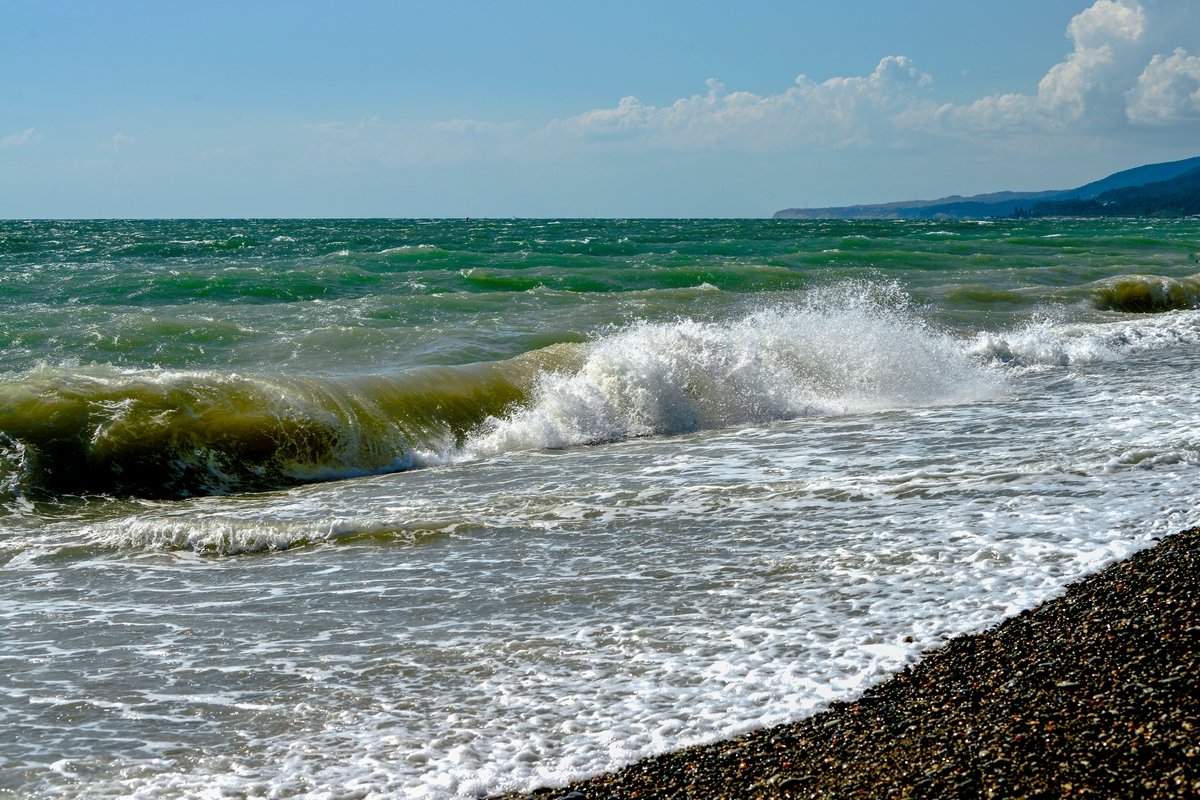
[552, 0, 1199, 151]
[551, 56, 931, 151]
[297, 1, 1190, 176]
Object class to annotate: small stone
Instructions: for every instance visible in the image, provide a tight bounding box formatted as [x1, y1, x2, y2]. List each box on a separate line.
[777, 775, 813, 791]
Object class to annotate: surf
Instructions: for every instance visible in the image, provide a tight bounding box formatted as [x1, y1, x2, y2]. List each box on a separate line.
[1089, 273, 1200, 313]
[0, 352, 565, 499]
[0, 284, 1003, 502]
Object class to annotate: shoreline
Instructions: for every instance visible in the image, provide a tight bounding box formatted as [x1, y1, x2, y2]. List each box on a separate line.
[512, 527, 1200, 799]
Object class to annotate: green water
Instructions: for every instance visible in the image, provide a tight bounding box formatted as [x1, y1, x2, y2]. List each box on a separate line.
[2, 217, 1199, 499]
[4, 218, 1198, 374]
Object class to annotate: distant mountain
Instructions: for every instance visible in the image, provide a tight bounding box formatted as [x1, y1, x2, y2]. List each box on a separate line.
[1024, 166, 1200, 218]
[1063, 157, 1200, 199]
[773, 156, 1200, 220]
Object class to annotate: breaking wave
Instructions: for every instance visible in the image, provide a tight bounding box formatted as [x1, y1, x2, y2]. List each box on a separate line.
[968, 309, 1200, 366]
[0, 354, 558, 499]
[463, 283, 998, 458]
[1089, 273, 1200, 313]
[1, 283, 1004, 501]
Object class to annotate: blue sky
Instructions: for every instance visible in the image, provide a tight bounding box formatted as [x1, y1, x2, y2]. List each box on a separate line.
[2, 0, 1199, 217]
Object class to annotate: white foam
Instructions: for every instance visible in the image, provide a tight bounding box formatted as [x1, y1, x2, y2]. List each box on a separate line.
[0, 432, 30, 500]
[9, 370, 1200, 797]
[462, 285, 999, 459]
[10, 296, 1200, 800]
[378, 244, 436, 254]
[70, 515, 450, 556]
[968, 310, 1200, 367]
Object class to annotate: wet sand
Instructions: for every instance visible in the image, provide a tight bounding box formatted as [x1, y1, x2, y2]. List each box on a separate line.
[513, 527, 1200, 799]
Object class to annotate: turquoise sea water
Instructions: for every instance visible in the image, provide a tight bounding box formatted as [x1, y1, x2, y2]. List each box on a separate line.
[2, 218, 1200, 797]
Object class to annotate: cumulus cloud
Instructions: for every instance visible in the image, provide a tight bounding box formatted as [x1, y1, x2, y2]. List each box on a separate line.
[544, 0, 1198, 152]
[0, 128, 42, 148]
[1068, 0, 1146, 49]
[1127, 46, 1200, 121]
[933, 0, 1200, 136]
[1037, 0, 1146, 120]
[553, 56, 933, 151]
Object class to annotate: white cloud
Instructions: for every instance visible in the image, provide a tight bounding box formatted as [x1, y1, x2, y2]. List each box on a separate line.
[938, 0, 1200, 134]
[1127, 46, 1200, 121]
[930, 93, 1038, 133]
[1035, 0, 1146, 121]
[552, 56, 933, 151]
[1068, 0, 1146, 49]
[0, 128, 42, 148]
[543, 0, 1198, 153]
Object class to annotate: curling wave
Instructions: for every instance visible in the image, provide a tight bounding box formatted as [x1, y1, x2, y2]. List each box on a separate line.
[1, 285, 1004, 501]
[0, 351, 571, 499]
[1089, 273, 1200, 313]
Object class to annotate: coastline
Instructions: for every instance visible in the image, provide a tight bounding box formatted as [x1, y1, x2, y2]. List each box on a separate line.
[513, 528, 1200, 799]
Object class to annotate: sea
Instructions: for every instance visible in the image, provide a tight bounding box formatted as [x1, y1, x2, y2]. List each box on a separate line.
[2, 217, 1199, 799]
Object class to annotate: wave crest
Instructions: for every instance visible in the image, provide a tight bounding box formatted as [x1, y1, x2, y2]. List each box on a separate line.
[968, 310, 1200, 366]
[0, 361, 541, 499]
[1, 284, 1007, 501]
[1091, 274, 1200, 313]
[464, 284, 999, 457]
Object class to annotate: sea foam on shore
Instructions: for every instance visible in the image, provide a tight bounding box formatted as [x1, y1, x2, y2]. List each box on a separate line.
[518, 528, 1200, 799]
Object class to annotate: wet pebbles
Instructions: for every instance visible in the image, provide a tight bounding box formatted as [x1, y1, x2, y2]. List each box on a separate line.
[514, 528, 1200, 798]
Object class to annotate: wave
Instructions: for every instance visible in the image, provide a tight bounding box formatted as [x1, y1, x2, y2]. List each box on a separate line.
[457, 263, 804, 294]
[461, 282, 999, 457]
[1089, 273, 1200, 313]
[968, 309, 1200, 366]
[113, 236, 259, 258]
[937, 273, 1200, 314]
[0, 284, 1002, 501]
[11, 284, 1198, 507]
[0, 352, 568, 500]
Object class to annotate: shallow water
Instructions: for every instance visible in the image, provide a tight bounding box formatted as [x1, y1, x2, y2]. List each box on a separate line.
[2, 218, 1199, 797]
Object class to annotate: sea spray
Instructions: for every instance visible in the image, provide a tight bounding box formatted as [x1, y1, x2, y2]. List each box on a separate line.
[968, 308, 1200, 367]
[464, 283, 1001, 458]
[0, 284, 999, 500]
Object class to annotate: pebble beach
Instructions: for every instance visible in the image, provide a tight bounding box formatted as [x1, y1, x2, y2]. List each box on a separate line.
[516, 527, 1200, 799]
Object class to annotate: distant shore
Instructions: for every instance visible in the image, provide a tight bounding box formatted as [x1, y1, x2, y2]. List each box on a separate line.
[513, 528, 1200, 799]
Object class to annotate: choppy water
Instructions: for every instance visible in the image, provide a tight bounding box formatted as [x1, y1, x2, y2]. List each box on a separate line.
[3, 218, 1200, 797]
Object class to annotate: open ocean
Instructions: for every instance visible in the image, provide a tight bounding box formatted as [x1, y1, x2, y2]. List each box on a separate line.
[3, 217, 1200, 798]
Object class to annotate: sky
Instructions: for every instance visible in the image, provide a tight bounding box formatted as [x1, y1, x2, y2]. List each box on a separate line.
[2, 0, 1199, 218]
